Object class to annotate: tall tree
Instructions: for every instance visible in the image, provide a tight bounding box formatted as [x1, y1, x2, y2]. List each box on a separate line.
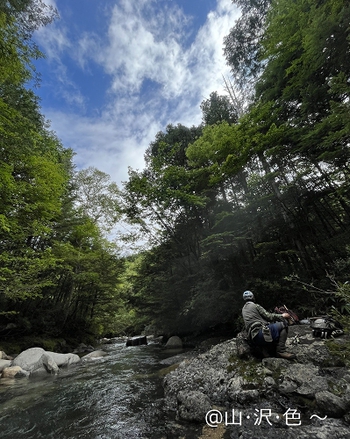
[200, 91, 238, 126]
[223, 0, 271, 95]
[74, 167, 122, 234]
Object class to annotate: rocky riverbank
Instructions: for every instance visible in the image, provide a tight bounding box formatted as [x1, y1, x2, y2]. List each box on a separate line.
[162, 325, 350, 438]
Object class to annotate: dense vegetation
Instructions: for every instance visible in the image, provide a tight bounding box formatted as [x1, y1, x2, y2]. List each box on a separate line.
[121, 0, 350, 335]
[1, 0, 350, 348]
[0, 1, 125, 348]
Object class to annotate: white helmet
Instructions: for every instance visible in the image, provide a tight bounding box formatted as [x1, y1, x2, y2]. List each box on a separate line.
[243, 290, 255, 301]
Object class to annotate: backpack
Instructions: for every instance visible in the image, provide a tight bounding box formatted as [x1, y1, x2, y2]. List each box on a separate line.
[274, 305, 299, 325]
[310, 316, 343, 338]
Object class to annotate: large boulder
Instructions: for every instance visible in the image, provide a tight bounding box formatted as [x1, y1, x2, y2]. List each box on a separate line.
[126, 336, 147, 347]
[12, 347, 59, 374]
[315, 390, 348, 418]
[81, 350, 108, 361]
[165, 336, 183, 349]
[277, 363, 329, 398]
[163, 339, 237, 410]
[177, 390, 212, 422]
[0, 351, 13, 360]
[163, 325, 350, 437]
[1, 366, 29, 378]
[46, 352, 81, 367]
[0, 359, 12, 372]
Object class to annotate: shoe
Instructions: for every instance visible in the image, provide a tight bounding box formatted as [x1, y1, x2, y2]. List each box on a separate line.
[277, 352, 296, 360]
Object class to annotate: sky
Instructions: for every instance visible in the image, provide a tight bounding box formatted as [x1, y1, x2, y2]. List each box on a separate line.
[33, 0, 240, 190]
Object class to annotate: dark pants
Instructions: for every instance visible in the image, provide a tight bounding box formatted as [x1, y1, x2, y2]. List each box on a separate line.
[252, 322, 288, 353]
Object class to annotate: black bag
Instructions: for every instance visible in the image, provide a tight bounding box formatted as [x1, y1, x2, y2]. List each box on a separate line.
[310, 316, 343, 338]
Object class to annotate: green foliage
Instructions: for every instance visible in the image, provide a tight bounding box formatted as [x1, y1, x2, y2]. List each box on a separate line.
[3, 0, 350, 343]
[121, 0, 350, 336]
[223, 0, 271, 92]
[0, 3, 126, 344]
[200, 91, 238, 126]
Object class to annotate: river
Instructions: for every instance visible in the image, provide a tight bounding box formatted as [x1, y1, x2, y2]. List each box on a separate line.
[0, 341, 199, 439]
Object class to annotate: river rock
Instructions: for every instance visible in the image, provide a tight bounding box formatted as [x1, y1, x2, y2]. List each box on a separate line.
[165, 336, 183, 349]
[12, 347, 59, 375]
[73, 343, 95, 354]
[315, 390, 348, 418]
[163, 325, 350, 437]
[1, 366, 29, 378]
[0, 359, 12, 372]
[0, 350, 13, 360]
[100, 337, 112, 344]
[160, 351, 198, 366]
[177, 390, 212, 422]
[81, 350, 108, 361]
[278, 363, 329, 397]
[163, 339, 237, 410]
[126, 336, 147, 347]
[46, 351, 81, 367]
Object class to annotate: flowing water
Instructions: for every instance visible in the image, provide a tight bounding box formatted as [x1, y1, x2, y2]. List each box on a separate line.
[0, 341, 192, 439]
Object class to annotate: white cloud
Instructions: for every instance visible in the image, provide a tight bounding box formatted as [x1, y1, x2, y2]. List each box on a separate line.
[93, 0, 240, 124]
[43, 0, 57, 8]
[35, 22, 70, 60]
[98, 1, 188, 96]
[46, 107, 160, 187]
[39, 0, 240, 188]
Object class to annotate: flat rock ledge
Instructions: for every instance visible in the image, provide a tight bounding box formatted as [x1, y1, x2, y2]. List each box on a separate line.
[163, 325, 350, 439]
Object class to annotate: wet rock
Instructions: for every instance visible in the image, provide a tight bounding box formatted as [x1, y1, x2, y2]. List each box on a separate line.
[163, 325, 350, 437]
[0, 359, 12, 372]
[279, 363, 328, 398]
[163, 339, 237, 410]
[165, 336, 183, 349]
[46, 351, 81, 367]
[81, 350, 108, 361]
[0, 351, 13, 360]
[1, 365, 29, 378]
[12, 347, 59, 375]
[177, 390, 212, 422]
[126, 335, 147, 347]
[315, 391, 348, 418]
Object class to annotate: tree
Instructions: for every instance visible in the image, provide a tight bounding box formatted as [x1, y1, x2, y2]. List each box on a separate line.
[200, 91, 238, 126]
[223, 0, 271, 95]
[74, 167, 122, 234]
[123, 124, 204, 244]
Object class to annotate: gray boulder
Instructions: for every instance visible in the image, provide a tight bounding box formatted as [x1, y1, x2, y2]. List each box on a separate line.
[81, 350, 108, 361]
[126, 336, 147, 347]
[163, 325, 350, 437]
[1, 366, 30, 378]
[0, 350, 13, 360]
[177, 390, 212, 422]
[165, 336, 183, 349]
[46, 352, 81, 367]
[315, 390, 348, 418]
[0, 359, 12, 372]
[163, 339, 237, 410]
[278, 363, 329, 397]
[12, 347, 59, 374]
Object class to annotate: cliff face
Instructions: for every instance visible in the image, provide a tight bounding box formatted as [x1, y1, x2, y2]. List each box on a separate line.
[163, 325, 350, 438]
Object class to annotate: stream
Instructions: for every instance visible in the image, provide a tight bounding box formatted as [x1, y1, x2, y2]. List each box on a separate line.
[0, 341, 195, 439]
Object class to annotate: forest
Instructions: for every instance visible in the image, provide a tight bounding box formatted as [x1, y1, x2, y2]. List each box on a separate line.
[1, 0, 350, 350]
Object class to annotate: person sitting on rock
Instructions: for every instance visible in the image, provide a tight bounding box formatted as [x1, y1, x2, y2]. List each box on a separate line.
[242, 290, 296, 360]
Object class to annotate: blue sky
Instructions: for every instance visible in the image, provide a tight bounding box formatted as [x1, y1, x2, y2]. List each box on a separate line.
[34, 0, 240, 189]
